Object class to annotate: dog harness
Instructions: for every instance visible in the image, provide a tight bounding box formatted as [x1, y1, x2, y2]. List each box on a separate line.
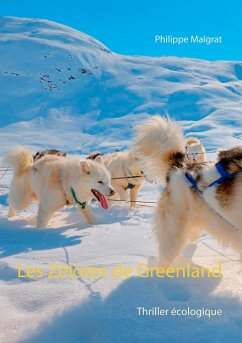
[125, 183, 135, 190]
[70, 187, 86, 209]
[185, 162, 239, 191]
[185, 162, 240, 231]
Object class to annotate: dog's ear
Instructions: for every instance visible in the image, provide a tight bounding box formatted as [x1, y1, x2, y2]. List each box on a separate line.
[80, 161, 91, 174]
[95, 155, 103, 165]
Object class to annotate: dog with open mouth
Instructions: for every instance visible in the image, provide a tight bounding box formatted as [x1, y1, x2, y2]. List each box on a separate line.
[132, 116, 242, 267]
[6, 146, 115, 227]
[87, 150, 148, 208]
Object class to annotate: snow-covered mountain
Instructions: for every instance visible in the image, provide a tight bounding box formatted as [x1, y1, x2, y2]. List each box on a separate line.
[0, 16, 242, 153]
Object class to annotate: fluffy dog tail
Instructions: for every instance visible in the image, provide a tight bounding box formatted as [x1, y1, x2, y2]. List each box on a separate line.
[5, 146, 33, 176]
[132, 116, 185, 182]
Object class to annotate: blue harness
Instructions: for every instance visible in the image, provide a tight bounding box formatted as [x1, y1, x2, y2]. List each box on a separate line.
[185, 162, 239, 191]
[126, 183, 135, 190]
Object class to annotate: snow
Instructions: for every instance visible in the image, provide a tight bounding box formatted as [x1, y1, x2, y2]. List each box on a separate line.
[0, 16, 242, 343]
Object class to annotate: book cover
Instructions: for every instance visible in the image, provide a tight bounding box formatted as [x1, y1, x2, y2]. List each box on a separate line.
[0, 1, 241, 342]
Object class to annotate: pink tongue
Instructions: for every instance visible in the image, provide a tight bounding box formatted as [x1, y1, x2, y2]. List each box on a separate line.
[98, 192, 109, 210]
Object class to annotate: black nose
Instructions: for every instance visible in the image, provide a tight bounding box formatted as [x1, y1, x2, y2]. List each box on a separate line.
[109, 189, 115, 196]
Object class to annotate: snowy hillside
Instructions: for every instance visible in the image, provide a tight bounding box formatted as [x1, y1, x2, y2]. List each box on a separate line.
[0, 16, 242, 343]
[0, 16, 242, 153]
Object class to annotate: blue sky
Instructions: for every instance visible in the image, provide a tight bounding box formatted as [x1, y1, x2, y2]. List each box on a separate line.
[1, 0, 242, 61]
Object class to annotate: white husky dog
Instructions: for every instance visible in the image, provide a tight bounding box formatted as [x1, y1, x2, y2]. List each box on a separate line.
[133, 116, 242, 267]
[87, 151, 146, 208]
[185, 137, 206, 163]
[6, 147, 115, 227]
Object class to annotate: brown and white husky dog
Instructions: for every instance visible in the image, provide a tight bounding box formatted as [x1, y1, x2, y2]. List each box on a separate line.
[185, 137, 206, 163]
[87, 151, 147, 208]
[132, 116, 242, 267]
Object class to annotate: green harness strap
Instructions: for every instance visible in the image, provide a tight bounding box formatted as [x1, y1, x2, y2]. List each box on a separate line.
[70, 187, 86, 209]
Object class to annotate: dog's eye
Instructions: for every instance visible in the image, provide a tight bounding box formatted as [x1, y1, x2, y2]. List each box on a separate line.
[140, 171, 144, 175]
[98, 181, 104, 184]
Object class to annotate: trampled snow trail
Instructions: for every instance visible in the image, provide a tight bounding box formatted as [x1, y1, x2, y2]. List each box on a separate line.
[0, 16, 242, 343]
[1, 156, 242, 343]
